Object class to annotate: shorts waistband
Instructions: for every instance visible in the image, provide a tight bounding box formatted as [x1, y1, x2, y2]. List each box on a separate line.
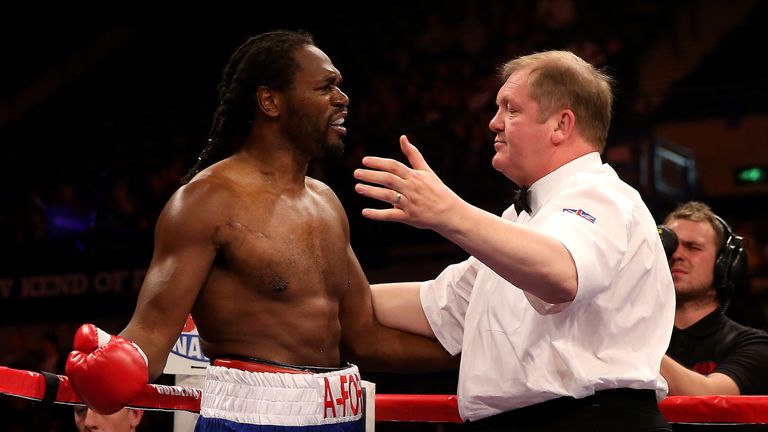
[201, 361, 363, 426]
[211, 354, 347, 374]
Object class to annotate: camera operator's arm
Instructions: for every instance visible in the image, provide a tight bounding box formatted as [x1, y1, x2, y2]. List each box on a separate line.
[661, 355, 740, 395]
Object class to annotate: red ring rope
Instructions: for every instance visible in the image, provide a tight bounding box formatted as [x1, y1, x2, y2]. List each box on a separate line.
[2, 366, 768, 423]
[0, 366, 201, 412]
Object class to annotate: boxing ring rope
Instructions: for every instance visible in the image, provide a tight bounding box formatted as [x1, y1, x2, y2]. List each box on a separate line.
[2, 366, 768, 424]
[375, 394, 768, 424]
[0, 366, 202, 412]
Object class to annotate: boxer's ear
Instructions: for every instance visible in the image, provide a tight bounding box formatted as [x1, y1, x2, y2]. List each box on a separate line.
[256, 86, 282, 118]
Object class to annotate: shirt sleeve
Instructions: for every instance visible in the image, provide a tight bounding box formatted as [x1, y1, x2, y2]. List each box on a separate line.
[419, 257, 481, 355]
[533, 182, 630, 305]
[714, 328, 768, 395]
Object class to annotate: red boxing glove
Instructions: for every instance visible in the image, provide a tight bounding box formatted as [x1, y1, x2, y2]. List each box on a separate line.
[66, 324, 149, 414]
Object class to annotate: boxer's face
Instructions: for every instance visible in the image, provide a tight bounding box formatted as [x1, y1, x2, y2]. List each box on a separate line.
[74, 406, 143, 432]
[667, 218, 719, 303]
[282, 45, 349, 159]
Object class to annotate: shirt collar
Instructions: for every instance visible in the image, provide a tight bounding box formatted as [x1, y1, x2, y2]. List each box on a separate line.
[526, 152, 603, 215]
[679, 309, 727, 337]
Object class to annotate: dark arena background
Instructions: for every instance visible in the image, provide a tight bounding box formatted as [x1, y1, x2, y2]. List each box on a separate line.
[1, 1, 767, 430]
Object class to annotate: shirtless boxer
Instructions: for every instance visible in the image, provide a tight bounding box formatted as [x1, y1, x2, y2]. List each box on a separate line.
[66, 30, 456, 431]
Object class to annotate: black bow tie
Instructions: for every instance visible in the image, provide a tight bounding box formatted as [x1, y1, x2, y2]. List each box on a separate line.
[512, 185, 531, 214]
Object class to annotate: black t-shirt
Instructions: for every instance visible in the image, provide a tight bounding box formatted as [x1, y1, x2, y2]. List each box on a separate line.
[667, 310, 768, 395]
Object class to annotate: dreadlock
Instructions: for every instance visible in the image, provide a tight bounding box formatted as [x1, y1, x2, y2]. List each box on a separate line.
[181, 30, 315, 184]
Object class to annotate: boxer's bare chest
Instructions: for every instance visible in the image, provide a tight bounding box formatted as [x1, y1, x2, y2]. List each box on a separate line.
[216, 193, 349, 299]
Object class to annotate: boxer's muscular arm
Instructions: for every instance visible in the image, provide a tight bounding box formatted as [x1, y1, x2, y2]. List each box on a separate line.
[331, 198, 457, 372]
[340, 246, 457, 372]
[120, 179, 224, 380]
[67, 180, 225, 412]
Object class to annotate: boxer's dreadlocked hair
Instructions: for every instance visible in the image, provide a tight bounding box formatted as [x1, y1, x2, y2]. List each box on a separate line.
[181, 30, 315, 184]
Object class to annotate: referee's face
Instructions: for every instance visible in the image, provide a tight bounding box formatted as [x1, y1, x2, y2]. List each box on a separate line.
[489, 68, 553, 186]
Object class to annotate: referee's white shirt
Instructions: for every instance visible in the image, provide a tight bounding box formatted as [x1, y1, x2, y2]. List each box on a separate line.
[420, 152, 675, 422]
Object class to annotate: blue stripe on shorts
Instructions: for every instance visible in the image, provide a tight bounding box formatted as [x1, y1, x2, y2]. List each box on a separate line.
[194, 416, 365, 432]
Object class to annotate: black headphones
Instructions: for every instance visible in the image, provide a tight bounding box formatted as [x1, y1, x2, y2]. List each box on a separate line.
[712, 215, 748, 310]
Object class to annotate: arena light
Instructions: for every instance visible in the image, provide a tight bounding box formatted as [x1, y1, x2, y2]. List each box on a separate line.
[735, 166, 768, 184]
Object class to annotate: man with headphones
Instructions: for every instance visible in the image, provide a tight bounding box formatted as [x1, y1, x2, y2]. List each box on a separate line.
[660, 201, 768, 395]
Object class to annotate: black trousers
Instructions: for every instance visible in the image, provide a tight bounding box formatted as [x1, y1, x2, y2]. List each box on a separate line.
[463, 388, 672, 432]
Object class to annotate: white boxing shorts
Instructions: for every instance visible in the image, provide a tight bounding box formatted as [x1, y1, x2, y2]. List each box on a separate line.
[194, 358, 365, 432]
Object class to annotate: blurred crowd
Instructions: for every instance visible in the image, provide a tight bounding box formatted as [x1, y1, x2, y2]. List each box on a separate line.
[0, 0, 675, 271]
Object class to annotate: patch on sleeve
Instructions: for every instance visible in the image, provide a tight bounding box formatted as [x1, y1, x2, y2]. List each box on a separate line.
[563, 208, 596, 223]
